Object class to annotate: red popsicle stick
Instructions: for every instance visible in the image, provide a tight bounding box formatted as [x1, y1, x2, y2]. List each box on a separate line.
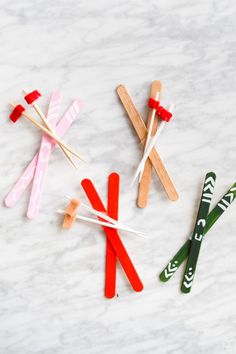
[81, 176, 143, 293]
[105, 173, 119, 298]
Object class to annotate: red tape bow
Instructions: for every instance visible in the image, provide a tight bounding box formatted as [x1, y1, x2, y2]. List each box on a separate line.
[148, 98, 172, 122]
[24, 90, 41, 104]
[10, 105, 25, 123]
[148, 97, 159, 110]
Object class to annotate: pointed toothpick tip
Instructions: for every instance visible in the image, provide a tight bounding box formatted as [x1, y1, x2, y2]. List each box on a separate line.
[169, 103, 175, 113]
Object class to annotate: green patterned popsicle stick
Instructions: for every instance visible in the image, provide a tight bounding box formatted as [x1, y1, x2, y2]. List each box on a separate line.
[160, 182, 236, 282]
[181, 172, 216, 293]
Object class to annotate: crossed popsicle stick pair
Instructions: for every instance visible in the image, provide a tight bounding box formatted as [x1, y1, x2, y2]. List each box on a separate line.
[5, 92, 83, 218]
[116, 83, 179, 207]
[10, 90, 83, 168]
[160, 176, 236, 292]
[62, 173, 144, 298]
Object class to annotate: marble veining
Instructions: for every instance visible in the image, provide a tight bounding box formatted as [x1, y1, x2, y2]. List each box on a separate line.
[0, 0, 236, 353]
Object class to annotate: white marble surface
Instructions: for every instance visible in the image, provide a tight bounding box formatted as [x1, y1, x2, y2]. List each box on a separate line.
[0, 0, 236, 353]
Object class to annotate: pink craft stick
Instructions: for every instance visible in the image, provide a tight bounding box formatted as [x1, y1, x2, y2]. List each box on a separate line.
[4, 98, 83, 208]
[27, 91, 61, 219]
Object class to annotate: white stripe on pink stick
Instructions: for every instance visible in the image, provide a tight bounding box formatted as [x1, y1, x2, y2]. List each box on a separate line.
[27, 91, 61, 219]
[4, 98, 83, 208]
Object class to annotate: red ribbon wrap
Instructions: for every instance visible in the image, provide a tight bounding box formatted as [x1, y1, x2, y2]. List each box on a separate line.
[148, 98, 172, 122]
[10, 105, 25, 123]
[24, 90, 41, 104]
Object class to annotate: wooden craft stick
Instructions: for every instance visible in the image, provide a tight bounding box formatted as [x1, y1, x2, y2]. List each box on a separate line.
[116, 85, 178, 202]
[23, 90, 77, 168]
[105, 173, 119, 298]
[27, 91, 61, 219]
[81, 178, 144, 292]
[181, 172, 216, 293]
[5, 99, 82, 208]
[10, 103, 84, 161]
[159, 182, 236, 282]
[138, 81, 161, 208]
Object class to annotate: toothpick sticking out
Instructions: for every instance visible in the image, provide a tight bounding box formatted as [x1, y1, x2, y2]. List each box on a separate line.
[139, 92, 159, 182]
[64, 195, 146, 237]
[131, 104, 174, 186]
[57, 209, 146, 238]
[23, 89, 77, 168]
[9, 103, 84, 161]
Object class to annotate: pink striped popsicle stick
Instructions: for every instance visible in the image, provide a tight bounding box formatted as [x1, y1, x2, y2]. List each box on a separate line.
[27, 91, 61, 219]
[4, 98, 83, 208]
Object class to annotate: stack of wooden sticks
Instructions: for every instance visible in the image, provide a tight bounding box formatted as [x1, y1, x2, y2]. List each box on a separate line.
[117, 81, 178, 208]
[5, 90, 83, 218]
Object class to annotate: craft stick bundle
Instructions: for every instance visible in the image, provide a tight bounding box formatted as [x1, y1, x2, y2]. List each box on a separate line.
[117, 83, 178, 207]
[81, 174, 144, 297]
[160, 179, 236, 292]
[59, 173, 144, 298]
[5, 91, 83, 218]
[23, 89, 77, 168]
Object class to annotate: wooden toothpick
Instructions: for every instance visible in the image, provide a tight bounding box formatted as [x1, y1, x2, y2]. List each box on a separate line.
[137, 81, 161, 207]
[139, 90, 159, 182]
[57, 209, 146, 238]
[65, 195, 146, 237]
[23, 89, 77, 168]
[10, 103, 84, 161]
[132, 104, 174, 184]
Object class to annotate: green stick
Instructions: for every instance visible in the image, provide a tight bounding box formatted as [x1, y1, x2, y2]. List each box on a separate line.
[181, 172, 216, 293]
[160, 182, 236, 282]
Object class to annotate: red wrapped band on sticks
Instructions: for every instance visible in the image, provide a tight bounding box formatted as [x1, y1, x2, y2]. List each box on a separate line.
[10, 104, 25, 123]
[24, 90, 41, 104]
[148, 98, 172, 122]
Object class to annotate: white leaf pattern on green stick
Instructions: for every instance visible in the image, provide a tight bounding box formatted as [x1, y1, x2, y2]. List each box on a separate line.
[181, 172, 216, 293]
[164, 261, 178, 278]
[160, 182, 236, 283]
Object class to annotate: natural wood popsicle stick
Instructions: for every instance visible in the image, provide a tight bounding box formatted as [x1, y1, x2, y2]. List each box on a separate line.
[116, 85, 178, 202]
[137, 80, 162, 208]
[10, 103, 84, 161]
